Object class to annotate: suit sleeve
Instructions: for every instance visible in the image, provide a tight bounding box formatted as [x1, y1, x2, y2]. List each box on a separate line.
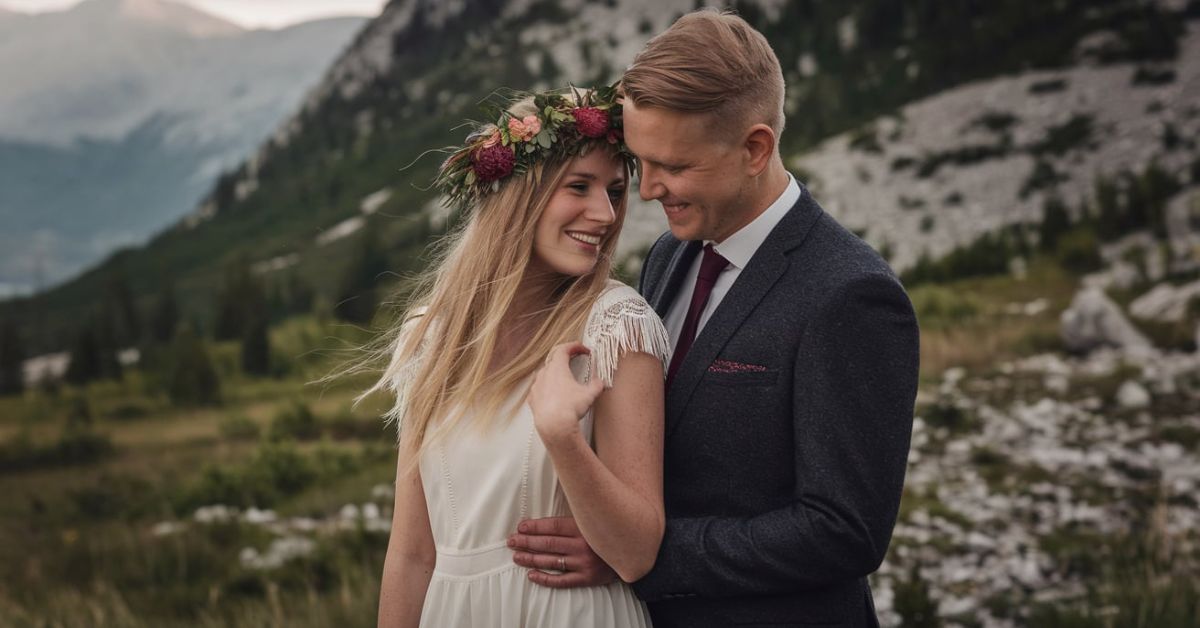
[633, 272, 919, 599]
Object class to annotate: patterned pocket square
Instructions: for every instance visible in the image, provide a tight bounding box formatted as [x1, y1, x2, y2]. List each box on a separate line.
[708, 359, 769, 373]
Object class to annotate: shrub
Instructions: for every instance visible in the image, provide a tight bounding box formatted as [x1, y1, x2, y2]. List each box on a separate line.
[1020, 160, 1069, 198]
[1038, 195, 1072, 251]
[68, 473, 157, 521]
[241, 315, 271, 377]
[902, 226, 1030, 286]
[167, 326, 221, 407]
[269, 402, 320, 442]
[893, 564, 941, 627]
[969, 110, 1019, 135]
[327, 411, 387, 441]
[848, 124, 883, 153]
[1030, 114, 1094, 156]
[104, 399, 154, 421]
[1054, 227, 1103, 274]
[0, 426, 114, 472]
[916, 144, 1010, 178]
[176, 441, 318, 511]
[910, 286, 979, 327]
[219, 414, 261, 441]
[921, 399, 978, 434]
[1028, 78, 1068, 94]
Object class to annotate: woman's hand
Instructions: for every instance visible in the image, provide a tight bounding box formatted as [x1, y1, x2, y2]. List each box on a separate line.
[528, 342, 605, 448]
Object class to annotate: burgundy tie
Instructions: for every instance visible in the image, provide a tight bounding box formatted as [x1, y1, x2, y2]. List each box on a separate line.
[667, 244, 730, 384]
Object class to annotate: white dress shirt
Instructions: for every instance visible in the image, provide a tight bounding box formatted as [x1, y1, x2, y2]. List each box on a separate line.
[664, 174, 802, 347]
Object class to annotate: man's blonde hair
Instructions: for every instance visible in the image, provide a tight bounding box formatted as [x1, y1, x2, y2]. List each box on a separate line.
[621, 9, 786, 139]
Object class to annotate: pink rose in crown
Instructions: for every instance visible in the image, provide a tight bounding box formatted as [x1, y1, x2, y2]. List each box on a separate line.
[507, 115, 542, 142]
[572, 107, 609, 138]
[472, 144, 516, 183]
[481, 128, 502, 148]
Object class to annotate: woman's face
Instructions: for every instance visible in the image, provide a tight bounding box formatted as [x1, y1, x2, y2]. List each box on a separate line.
[530, 149, 627, 277]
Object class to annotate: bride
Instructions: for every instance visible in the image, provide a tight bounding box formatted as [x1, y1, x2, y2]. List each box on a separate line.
[363, 85, 668, 627]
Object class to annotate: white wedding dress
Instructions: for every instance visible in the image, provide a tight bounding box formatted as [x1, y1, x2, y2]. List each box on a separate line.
[409, 280, 670, 628]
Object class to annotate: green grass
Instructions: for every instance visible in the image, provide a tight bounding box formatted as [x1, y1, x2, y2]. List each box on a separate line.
[0, 312, 400, 626]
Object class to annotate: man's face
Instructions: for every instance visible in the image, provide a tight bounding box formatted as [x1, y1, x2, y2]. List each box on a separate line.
[622, 100, 754, 243]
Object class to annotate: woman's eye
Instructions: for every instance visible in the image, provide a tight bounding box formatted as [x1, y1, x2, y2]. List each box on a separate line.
[607, 187, 625, 201]
[569, 183, 588, 193]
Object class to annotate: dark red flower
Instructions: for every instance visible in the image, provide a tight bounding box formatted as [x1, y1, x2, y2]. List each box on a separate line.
[472, 144, 516, 183]
[572, 107, 609, 138]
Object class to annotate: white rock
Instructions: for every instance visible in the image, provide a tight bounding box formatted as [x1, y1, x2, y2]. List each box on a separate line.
[194, 505, 237, 524]
[1129, 280, 1200, 322]
[1060, 288, 1154, 354]
[1117, 380, 1151, 408]
[151, 521, 185, 537]
[242, 507, 277, 525]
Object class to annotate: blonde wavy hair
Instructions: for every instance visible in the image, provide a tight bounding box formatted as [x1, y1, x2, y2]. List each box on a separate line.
[348, 95, 630, 461]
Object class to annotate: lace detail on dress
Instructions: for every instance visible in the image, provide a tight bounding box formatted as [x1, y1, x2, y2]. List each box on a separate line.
[581, 283, 671, 388]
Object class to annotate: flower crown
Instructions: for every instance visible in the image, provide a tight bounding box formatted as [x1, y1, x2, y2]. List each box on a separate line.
[432, 83, 635, 209]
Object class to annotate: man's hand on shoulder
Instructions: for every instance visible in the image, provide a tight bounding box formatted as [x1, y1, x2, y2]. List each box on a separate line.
[508, 517, 618, 588]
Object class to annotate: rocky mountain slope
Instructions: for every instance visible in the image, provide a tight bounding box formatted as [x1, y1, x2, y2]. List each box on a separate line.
[0, 0, 365, 294]
[793, 21, 1200, 273]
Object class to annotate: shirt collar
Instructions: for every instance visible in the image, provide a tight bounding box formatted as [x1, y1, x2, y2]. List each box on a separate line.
[709, 173, 801, 270]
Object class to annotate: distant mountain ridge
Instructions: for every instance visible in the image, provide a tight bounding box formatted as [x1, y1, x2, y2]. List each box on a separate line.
[0, 0, 366, 295]
[4, 0, 1196, 355]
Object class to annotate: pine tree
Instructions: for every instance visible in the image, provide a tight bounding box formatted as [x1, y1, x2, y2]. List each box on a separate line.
[215, 258, 267, 341]
[167, 325, 221, 406]
[65, 326, 101, 386]
[106, 270, 141, 346]
[241, 314, 271, 377]
[151, 284, 179, 345]
[0, 319, 25, 396]
[334, 227, 389, 324]
[1039, 195, 1072, 252]
[64, 314, 122, 386]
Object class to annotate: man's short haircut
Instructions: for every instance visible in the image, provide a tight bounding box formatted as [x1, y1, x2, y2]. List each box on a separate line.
[621, 9, 786, 139]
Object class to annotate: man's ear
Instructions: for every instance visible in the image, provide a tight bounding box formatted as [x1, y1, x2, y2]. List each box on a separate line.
[743, 123, 776, 177]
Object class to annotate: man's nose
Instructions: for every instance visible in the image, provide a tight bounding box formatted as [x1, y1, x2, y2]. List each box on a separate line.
[638, 168, 662, 201]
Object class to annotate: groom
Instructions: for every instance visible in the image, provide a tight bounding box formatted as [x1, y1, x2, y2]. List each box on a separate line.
[509, 10, 919, 627]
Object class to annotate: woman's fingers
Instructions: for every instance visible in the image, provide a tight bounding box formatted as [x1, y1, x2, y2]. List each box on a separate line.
[547, 342, 590, 368]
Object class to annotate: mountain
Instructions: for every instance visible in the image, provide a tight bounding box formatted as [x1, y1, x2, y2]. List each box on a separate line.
[794, 22, 1200, 272]
[0, 0, 366, 295]
[3, 0, 1196, 355]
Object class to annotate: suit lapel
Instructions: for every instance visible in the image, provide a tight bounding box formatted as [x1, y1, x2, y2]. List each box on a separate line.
[664, 192, 825, 439]
[650, 239, 702, 318]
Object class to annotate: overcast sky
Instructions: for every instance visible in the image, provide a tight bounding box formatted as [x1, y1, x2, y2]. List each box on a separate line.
[0, 0, 387, 28]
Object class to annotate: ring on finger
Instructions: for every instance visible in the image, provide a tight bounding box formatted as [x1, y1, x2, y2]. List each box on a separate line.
[557, 556, 566, 571]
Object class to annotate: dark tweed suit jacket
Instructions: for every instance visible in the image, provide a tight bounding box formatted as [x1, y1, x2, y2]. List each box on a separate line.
[631, 184, 919, 628]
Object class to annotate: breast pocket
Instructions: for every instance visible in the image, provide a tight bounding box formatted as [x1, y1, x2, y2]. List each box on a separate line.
[704, 369, 780, 387]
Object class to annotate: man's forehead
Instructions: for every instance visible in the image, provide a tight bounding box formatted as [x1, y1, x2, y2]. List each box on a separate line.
[625, 110, 704, 158]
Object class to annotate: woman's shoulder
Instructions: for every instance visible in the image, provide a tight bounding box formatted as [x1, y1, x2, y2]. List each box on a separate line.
[583, 279, 670, 387]
[593, 279, 648, 309]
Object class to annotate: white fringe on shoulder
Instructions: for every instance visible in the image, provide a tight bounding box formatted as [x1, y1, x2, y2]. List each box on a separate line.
[581, 283, 672, 388]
